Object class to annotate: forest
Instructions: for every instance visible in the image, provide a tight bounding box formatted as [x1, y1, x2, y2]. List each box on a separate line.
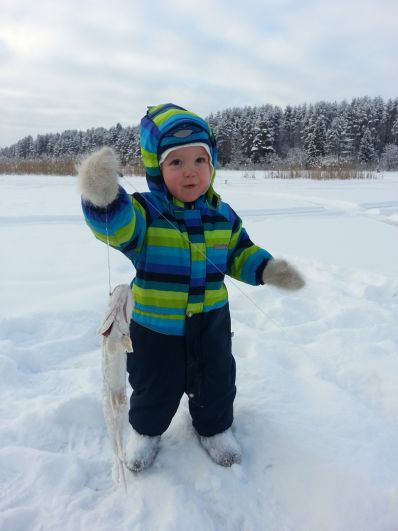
[1, 96, 398, 171]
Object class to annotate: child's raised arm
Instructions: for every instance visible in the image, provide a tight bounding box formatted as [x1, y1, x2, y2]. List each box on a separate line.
[78, 147, 146, 260]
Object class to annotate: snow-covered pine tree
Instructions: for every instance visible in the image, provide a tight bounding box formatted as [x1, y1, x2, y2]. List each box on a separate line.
[392, 117, 398, 144]
[33, 134, 50, 158]
[229, 108, 246, 166]
[15, 136, 34, 158]
[373, 96, 386, 154]
[109, 123, 123, 149]
[280, 105, 294, 156]
[325, 115, 353, 162]
[358, 127, 376, 163]
[250, 112, 275, 163]
[215, 114, 234, 166]
[240, 107, 255, 161]
[350, 97, 380, 158]
[292, 104, 306, 150]
[303, 114, 326, 166]
[116, 126, 137, 164]
[384, 99, 398, 145]
[270, 106, 282, 157]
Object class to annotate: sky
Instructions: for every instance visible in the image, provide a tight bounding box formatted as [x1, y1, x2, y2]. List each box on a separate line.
[1, 0, 397, 148]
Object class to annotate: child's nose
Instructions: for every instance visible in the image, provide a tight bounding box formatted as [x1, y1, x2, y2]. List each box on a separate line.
[183, 164, 196, 177]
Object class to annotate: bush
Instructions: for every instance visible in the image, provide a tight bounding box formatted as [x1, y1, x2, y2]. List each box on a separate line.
[123, 158, 145, 176]
[380, 144, 398, 170]
[0, 157, 77, 175]
[270, 165, 376, 180]
[0, 156, 145, 177]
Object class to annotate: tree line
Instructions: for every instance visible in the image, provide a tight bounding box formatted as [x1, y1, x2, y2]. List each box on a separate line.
[0, 123, 140, 165]
[2, 96, 398, 169]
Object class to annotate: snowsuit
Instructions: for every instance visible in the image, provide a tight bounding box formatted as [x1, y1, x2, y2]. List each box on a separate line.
[82, 103, 273, 437]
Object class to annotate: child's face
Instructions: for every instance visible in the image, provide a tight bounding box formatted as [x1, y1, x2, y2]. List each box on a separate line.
[161, 146, 211, 203]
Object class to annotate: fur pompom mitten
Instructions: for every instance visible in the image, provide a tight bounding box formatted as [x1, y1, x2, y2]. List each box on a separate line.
[262, 258, 305, 291]
[78, 147, 120, 207]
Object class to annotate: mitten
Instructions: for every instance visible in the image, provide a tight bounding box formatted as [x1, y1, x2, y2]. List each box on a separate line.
[78, 146, 120, 207]
[262, 258, 305, 290]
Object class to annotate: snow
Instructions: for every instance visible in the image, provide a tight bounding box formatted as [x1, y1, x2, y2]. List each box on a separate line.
[1, 172, 398, 531]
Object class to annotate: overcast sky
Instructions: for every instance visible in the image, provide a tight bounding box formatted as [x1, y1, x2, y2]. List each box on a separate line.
[1, 0, 397, 148]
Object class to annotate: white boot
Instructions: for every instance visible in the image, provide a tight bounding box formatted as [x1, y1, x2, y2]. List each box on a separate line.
[199, 428, 242, 467]
[124, 429, 160, 472]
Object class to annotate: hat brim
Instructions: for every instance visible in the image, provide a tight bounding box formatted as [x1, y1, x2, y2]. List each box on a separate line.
[159, 142, 213, 167]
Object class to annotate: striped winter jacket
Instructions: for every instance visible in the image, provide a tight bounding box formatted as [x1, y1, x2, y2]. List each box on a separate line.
[82, 104, 273, 335]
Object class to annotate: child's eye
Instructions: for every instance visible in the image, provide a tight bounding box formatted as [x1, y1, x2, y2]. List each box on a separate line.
[169, 159, 181, 166]
[196, 157, 207, 164]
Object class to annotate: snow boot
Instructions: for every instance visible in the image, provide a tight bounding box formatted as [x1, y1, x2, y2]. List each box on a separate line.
[199, 428, 242, 467]
[124, 429, 160, 472]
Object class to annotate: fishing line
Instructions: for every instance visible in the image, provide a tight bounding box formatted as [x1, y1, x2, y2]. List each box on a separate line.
[105, 207, 113, 296]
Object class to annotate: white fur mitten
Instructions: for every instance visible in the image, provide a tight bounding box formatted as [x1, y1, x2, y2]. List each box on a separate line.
[262, 258, 305, 290]
[78, 146, 120, 207]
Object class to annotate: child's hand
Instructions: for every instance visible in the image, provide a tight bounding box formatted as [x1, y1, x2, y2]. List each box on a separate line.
[262, 258, 305, 290]
[78, 147, 120, 207]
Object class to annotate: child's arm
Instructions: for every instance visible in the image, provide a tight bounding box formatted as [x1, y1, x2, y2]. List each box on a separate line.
[78, 147, 146, 259]
[227, 208, 304, 290]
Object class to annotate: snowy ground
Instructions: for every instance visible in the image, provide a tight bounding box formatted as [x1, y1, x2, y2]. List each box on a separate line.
[0, 171, 398, 531]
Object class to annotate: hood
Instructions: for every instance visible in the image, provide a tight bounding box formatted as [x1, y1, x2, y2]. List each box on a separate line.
[139, 103, 220, 207]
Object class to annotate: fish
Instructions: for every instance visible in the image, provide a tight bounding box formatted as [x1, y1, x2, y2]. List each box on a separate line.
[98, 284, 134, 490]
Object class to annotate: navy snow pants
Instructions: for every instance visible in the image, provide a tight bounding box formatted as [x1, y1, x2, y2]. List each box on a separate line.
[126, 304, 236, 437]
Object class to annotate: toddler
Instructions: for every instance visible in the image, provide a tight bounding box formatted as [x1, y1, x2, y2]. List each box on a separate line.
[79, 103, 304, 472]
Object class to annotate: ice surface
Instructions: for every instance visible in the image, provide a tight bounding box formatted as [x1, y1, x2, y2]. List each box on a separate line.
[0, 172, 397, 530]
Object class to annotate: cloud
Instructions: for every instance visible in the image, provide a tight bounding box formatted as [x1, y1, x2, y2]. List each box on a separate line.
[0, 0, 397, 147]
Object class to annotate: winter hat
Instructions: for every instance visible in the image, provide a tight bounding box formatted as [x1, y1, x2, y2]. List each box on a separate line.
[140, 103, 219, 203]
[159, 142, 213, 167]
[158, 123, 214, 165]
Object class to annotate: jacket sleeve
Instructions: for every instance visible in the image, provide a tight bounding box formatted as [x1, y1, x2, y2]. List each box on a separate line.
[81, 185, 147, 261]
[226, 206, 273, 285]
